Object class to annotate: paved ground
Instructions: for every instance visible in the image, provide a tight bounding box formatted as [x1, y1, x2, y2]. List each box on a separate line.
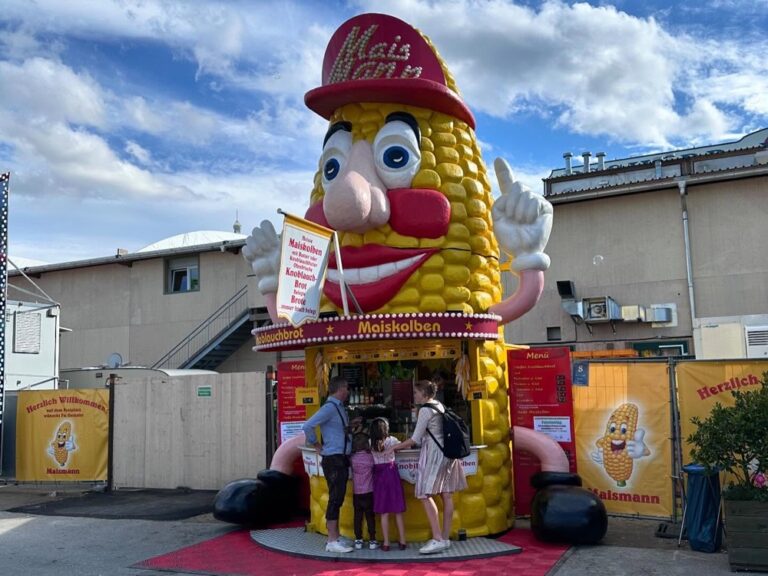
[0, 482, 737, 576]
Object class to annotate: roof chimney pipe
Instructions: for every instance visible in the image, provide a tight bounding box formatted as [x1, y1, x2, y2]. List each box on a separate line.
[582, 151, 591, 173]
[563, 152, 573, 175]
[596, 152, 605, 171]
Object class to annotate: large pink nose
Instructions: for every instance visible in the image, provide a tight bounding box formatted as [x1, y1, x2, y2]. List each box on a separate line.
[323, 140, 390, 233]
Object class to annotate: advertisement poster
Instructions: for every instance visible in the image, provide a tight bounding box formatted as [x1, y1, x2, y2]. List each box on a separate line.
[508, 346, 576, 516]
[276, 212, 333, 327]
[676, 360, 768, 485]
[573, 362, 673, 517]
[15, 389, 109, 481]
[277, 360, 308, 444]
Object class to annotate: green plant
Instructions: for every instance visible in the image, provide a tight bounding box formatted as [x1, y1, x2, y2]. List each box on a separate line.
[687, 372, 768, 501]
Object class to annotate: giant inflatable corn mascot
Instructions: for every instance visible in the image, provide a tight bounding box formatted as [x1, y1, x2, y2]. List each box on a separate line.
[216, 13, 606, 544]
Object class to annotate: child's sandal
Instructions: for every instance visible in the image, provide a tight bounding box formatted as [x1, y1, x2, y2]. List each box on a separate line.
[381, 544, 390, 552]
[398, 542, 407, 550]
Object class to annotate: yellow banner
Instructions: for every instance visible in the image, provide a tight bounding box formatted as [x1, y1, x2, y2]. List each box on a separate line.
[676, 360, 768, 467]
[573, 362, 673, 517]
[16, 389, 109, 481]
[277, 211, 335, 327]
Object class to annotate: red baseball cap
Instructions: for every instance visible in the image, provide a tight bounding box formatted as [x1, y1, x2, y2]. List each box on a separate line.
[305, 13, 475, 129]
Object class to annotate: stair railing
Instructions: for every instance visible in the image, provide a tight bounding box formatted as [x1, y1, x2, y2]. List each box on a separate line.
[152, 285, 249, 370]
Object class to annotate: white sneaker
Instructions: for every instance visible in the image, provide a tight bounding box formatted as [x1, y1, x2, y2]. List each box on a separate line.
[444, 539, 451, 549]
[419, 539, 448, 554]
[368, 541, 379, 550]
[354, 539, 364, 550]
[325, 540, 354, 553]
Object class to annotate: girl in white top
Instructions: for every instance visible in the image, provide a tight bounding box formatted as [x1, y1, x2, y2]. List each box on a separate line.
[392, 379, 467, 555]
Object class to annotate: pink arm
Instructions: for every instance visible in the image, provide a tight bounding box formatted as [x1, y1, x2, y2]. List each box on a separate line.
[489, 269, 545, 325]
[269, 433, 306, 475]
[512, 425, 569, 472]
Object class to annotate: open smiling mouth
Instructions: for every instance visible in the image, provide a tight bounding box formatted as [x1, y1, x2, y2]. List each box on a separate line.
[611, 440, 626, 452]
[324, 244, 438, 313]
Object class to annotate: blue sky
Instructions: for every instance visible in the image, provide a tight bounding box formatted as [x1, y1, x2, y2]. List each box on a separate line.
[1, 0, 767, 265]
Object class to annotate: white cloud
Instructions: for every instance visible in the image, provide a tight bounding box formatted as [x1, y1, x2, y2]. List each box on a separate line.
[125, 140, 152, 165]
[0, 112, 192, 200]
[0, 58, 107, 128]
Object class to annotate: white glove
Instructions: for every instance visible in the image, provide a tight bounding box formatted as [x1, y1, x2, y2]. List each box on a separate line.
[242, 220, 281, 295]
[47, 446, 55, 456]
[626, 429, 650, 459]
[65, 435, 76, 451]
[491, 158, 553, 271]
[590, 449, 603, 464]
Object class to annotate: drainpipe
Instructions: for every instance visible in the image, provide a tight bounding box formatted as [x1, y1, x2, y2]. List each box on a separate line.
[678, 179, 698, 340]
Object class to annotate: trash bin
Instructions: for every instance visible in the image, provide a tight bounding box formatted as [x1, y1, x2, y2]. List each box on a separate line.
[682, 464, 723, 553]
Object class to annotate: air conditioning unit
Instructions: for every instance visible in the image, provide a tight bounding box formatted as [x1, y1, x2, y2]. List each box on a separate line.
[582, 296, 621, 323]
[621, 305, 647, 323]
[745, 325, 768, 358]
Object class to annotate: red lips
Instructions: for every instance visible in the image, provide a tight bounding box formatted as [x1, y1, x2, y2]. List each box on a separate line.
[324, 245, 437, 312]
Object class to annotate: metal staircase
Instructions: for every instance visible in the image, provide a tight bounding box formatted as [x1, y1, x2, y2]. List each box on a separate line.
[152, 285, 255, 371]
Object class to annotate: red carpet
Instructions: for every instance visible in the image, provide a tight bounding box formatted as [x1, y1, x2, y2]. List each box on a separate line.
[134, 525, 569, 576]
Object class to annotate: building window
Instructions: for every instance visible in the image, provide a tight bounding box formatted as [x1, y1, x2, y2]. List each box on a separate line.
[546, 326, 562, 341]
[166, 255, 199, 293]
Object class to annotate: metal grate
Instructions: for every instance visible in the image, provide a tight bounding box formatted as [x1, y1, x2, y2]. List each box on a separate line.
[250, 527, 521, 563]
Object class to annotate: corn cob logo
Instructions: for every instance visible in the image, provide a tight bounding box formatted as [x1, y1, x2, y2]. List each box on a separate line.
[48, 420, 77, 468]
[593, 403, 650, 487]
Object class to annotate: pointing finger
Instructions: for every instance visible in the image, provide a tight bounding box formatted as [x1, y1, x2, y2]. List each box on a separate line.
[494, 157, 516, 196]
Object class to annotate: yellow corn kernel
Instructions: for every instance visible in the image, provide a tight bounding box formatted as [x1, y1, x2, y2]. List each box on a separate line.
[436, 162, 463, 183]
[433, 132, 458, 147]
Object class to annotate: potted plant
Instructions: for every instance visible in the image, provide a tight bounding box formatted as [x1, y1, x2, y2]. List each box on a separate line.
[688, 372, 768, 571]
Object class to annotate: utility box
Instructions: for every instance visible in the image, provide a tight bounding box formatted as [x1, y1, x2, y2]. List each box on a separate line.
[582, 296, 621, 323]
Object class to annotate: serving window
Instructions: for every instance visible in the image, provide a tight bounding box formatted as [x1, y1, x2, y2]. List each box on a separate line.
[309, 340, 474, 441]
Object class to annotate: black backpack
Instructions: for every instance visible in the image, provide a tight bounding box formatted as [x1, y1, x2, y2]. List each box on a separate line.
[421, 403, 471, 459]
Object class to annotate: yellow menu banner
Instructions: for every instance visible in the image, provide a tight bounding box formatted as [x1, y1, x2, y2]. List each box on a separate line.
[573, 362, 673, 517]
[16, 389, 109, 481]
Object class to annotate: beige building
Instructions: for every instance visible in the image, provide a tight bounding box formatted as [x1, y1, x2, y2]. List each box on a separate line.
[504, 128, 768, 359]
[8, 231, 282, 374]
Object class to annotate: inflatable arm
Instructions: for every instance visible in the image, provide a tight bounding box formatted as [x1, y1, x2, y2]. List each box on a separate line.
[269, 433, 307, 475]
[512, 425, 569, 472]
[489, 158, 552, 325]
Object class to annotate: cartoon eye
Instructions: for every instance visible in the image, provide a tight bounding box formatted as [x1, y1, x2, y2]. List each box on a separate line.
[620, 423, 628, 434]
[609, 423, 616, 433]
[373, 120, 421, 189]
[320, 129, 352, 191]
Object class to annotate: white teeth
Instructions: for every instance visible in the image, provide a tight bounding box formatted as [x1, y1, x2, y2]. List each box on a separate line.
[327, 254, 423, 285]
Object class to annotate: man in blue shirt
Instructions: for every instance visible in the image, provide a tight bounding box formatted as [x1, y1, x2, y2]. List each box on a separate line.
[302, 375, 353, 553]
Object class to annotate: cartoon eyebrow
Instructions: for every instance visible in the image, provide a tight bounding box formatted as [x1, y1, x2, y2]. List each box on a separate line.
[385, 112, 420, 142]
[323, 121, 352, 147]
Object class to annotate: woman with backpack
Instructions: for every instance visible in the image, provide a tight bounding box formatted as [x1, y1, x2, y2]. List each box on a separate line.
[391, 379, 467, 554]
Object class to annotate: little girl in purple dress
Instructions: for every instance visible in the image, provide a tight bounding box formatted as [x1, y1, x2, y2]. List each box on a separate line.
[369, 417, 407, 551]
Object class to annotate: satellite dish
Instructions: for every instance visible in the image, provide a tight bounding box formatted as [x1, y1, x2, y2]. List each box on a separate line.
[107, 352, 123, 369]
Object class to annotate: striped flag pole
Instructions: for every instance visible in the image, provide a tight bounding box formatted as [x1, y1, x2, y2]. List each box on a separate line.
[0, 172, 9, 474]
